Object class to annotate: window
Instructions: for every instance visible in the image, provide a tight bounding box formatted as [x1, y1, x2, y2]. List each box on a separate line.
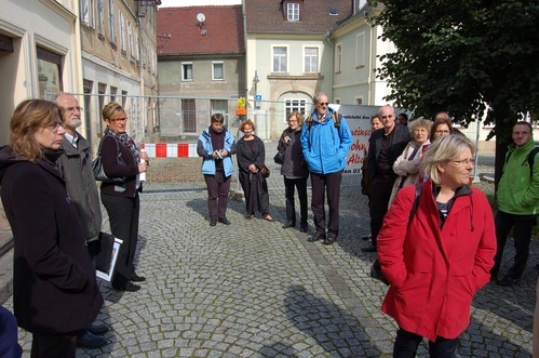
[211, 100, 228, 123]
[96, 0, 104, 38]
[287, 3, 299, 21]
[304, 47, 319, 73]
[335, 43, 342, 73]
[110, 86, 118, 103]
[120, 13, 127, 52]
[355, 97, 363, 105]
[273, 46, 287, 72]
[284, 99, 307, 122]
[356, 32, 365, 68]
[108, 0, 116, 44]
[81, 0, 94, 27]
[182, 63, 193, 81]
[182, 99, 196, 133]
[212, 62, 224, 80]
[37, 47, 63, 99]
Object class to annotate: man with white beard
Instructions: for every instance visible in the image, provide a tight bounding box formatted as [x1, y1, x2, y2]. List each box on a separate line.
[54, 93, 109, 349]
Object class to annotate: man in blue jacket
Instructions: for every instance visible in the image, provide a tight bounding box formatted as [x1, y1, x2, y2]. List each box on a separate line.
[301, 93, 352, 245]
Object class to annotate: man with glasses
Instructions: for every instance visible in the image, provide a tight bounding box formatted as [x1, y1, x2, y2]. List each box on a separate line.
[363, 105, 411, 252]
[492, 121, 539, 286]
[54, 93, 109, 348]
[301, 92, 352, 245]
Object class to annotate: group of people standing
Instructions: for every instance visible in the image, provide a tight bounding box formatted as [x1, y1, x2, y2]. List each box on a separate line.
[0, 94, 148, 357]
[197, 92, 353, 247]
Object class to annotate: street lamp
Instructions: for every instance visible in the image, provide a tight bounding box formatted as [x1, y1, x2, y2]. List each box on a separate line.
[253, 71, 260, 109]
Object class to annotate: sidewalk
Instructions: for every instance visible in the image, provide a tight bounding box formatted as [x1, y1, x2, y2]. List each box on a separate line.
[2, 143, 535, 357]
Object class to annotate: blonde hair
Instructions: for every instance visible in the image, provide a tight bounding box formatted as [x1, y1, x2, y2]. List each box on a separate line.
[102, 102, 126, 122]
[10, 99, 63, 162]
[287, 111, 304, 127]
[420, 134, 475, 184]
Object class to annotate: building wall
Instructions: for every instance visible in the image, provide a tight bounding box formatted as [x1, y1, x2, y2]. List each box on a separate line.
[0, 0, 82, 145]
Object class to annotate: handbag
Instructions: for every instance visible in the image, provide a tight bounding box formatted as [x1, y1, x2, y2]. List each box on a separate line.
[273, 145, 286, 164]
[92, 135, 126, 183]
[260, 165, 270, 178]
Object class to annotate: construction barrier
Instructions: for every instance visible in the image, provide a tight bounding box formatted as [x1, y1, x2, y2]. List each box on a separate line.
[142, 143, 198, 158]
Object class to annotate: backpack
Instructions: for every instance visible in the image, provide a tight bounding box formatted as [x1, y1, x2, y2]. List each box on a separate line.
[306, 111, 341, 130]
[504, 146, 539, 178]
[370, 183, 422, 285]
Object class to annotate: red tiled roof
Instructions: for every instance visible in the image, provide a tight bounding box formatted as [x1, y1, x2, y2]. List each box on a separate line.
[157, 6, 245, 56]
[245, 0, 353, 35]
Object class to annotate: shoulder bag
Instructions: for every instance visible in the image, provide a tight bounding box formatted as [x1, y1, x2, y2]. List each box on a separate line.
[92, 135, 126, 183]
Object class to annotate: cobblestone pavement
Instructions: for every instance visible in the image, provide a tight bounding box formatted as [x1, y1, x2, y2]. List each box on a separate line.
[3, 148, 537, 357]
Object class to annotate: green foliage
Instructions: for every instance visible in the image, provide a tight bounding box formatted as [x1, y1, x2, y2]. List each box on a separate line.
[372, 0, 539, 128]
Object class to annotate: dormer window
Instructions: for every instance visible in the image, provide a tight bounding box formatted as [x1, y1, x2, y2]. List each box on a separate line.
[287, 2, 299, 22]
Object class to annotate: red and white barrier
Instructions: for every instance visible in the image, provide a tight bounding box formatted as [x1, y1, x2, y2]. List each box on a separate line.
[142, 143, 198, 158]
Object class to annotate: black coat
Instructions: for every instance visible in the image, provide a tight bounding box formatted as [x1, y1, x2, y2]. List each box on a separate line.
[0, 146, 103, 334]
[278, 128, 308, 178]
[367, 124, 412, 182]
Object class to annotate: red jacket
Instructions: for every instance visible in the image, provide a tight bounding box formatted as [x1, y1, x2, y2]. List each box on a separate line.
[378, 179, 496, 341]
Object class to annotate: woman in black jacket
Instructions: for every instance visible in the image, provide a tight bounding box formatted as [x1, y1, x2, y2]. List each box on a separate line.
[236, 119, 272, 221]
[99, 102, 148, 292]
[277, 112, 309, 232]
[0, 99, 103, 357]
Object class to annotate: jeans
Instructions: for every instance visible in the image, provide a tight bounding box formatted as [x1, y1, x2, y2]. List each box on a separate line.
[283, 177, 308, 225]
[393, 329, 458, 358]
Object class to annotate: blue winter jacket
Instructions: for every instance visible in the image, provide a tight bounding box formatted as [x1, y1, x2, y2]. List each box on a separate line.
[300, 108, 352, 174]
[197, 127, 236, 177]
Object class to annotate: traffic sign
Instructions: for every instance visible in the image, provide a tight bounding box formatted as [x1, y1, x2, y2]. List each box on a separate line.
[255, 95, 262, 102]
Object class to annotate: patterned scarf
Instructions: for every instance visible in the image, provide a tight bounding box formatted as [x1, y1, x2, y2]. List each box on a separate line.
[104, 127, 140, 163]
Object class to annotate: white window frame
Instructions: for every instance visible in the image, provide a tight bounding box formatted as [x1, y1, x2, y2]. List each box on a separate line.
[287, 3, 299, 22]
[108, 0, 116, 44]
[335, 43, 342, 73]
[120, 13, 127, 52]
[272, 46, 288, 73]
[80, 0, 94, 28]
[212, 61, 224, 80]
[355, 96, 363, 105]
[355, 32, 365, 68]
[304, 46, 319, 73]
[284, 99, 307, 123]
[182, 62, 193, 81]
[96, 0, 104, 38]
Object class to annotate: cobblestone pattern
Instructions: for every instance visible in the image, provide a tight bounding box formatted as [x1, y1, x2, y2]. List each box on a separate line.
[3, 150, 536, 357]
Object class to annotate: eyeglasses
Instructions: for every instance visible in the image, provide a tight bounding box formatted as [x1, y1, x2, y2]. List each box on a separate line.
[318, 102, 329, 107]
[435, 130, 451, 135]
[45, 120, 65, 133]
[288, 119, 298, 123]
[513, 131, 530, 135]
[451, 158, 475, 165]
[65, 106, 83, 112]
[109, 117, 127, 122]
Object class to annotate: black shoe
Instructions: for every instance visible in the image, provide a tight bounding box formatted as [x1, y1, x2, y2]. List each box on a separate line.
[497, 276, 521, 287]
[210, 218, 217, 226]
[77, 331, 107, 349]
[130, 274, 146, 282]
[87, 323, 109, 336]
[113, 282, 141, 292]
[218, 217, 231, 225]
[323, 237, 336, 245]
[308, 234, 325, 242]
[245, 214, 255, 219]
[282, 222, 295, 229]
[299, 224, 308, 233]
[362, 245, 377, 253]
[361, 235, 371, 241]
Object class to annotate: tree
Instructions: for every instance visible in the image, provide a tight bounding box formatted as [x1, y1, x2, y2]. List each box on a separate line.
[371, 0, 539, 186]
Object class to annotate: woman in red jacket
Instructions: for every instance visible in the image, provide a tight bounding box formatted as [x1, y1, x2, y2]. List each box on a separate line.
[377, 134, 496, 357]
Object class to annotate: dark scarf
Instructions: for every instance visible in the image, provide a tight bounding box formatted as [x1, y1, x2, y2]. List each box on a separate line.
[104, 127, 140, 163]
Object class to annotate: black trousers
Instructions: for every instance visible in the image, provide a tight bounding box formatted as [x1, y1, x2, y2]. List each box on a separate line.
[283, 177, 308, 226]
[310, 171, 342, 239]
[369, 174, 395, 248]
[204, 171, 231, 220]
[492, 210, 536, 279]
[31, 331, 78, 358]
[239, 171, 270, 216]
[101, 193, 140, 289]
[393, 329, 458, 358]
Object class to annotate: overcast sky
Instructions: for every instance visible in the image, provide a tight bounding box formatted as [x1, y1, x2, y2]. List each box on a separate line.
[159, 0, 241, 7]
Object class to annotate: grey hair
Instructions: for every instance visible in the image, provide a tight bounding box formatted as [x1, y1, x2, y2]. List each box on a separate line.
[377, 104, 395, 118]
[313, 92, 329, 104]
[420, 134, 475, 184]
[408, 118, 432, 137]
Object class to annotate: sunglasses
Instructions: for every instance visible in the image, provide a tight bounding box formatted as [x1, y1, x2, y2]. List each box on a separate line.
[318, 102, 329, 107]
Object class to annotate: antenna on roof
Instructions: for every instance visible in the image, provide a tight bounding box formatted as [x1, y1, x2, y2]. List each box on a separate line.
[197, 13, 206, 29]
